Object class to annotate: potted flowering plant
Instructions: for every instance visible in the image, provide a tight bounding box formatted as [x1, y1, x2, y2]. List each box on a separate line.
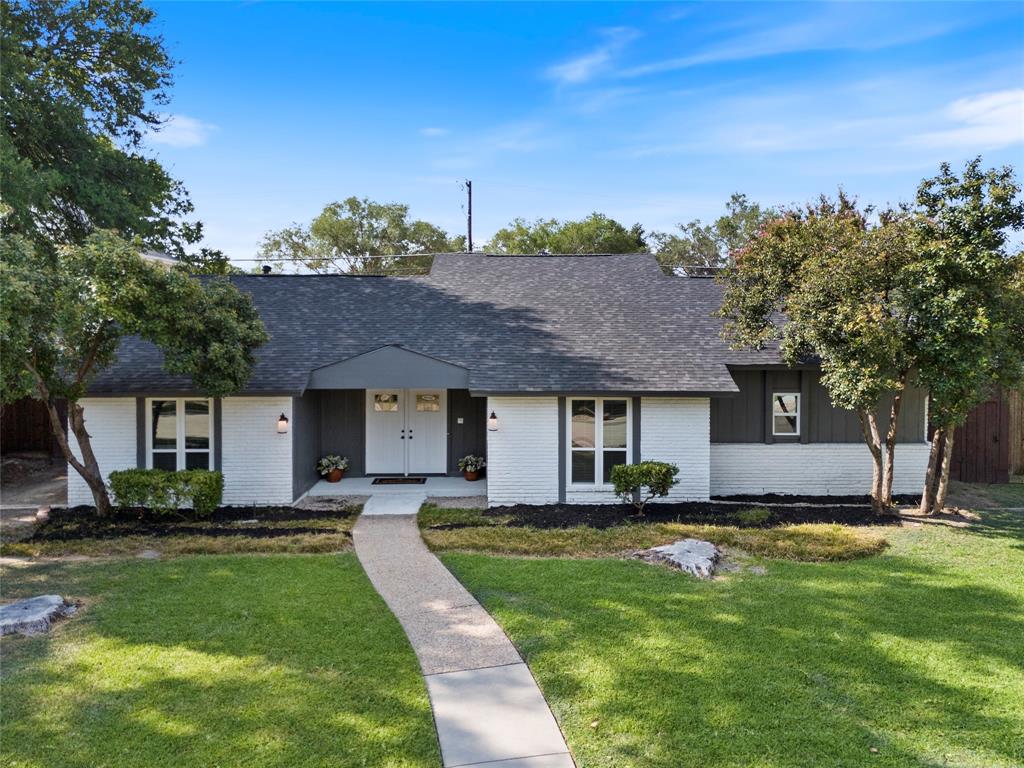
[317, 455, 349, 483]
[457, 455, 486, 481]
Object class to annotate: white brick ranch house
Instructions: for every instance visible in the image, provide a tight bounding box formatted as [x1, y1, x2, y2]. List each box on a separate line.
[69, 253, 930, 507]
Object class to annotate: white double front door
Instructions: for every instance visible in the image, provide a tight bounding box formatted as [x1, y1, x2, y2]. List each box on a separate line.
[365, 389, 448, 475]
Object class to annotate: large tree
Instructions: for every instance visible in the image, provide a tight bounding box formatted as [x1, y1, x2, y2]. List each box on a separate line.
[258, 197, 465, 274]
[0, 230, 268, 514]
[651, 193, 776, 274]
[909, 161, 1024, 514]
[487, 213, 646, 254]
[1, 0, 201, 254]
[718, 194, 919, 512]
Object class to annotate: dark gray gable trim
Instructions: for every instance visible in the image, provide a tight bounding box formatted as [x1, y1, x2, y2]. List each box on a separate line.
[632, 397, 641, 463]
[213, 398, 223, 471]
[307, 344, 469, 390]
[557, 397, 566, 503]
[135, 397, 145, 468]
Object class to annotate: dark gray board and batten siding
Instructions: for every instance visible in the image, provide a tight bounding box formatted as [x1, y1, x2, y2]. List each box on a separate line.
[710, 370, 927, 444]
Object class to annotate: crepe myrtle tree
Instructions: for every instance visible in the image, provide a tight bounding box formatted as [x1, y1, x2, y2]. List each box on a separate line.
[0, 229, 268, 515]
[718, 193, 920, 513]
[909, 160, 1024, 514]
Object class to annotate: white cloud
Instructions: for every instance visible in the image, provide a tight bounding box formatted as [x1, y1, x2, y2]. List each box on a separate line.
[147, 114, 217, 147]
[419, 127, 449, 138]
[621, 8, 960, 78]
[912, 89, 1024, 150]
[545, 27, 640, 85]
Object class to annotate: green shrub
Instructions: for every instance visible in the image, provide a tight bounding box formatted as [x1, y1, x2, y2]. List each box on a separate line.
[108, 469, 224, 516]
[610, 461, 679, 515]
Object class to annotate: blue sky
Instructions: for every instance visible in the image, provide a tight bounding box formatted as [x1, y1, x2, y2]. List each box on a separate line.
[143, 1, 1024, 263]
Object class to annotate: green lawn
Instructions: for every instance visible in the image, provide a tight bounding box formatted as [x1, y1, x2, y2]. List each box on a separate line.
[1, 554, 439, 768]
[443, 510, 1024, 768]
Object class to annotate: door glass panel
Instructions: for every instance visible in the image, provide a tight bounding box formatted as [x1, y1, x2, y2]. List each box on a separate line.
[571, 400, 595, 448]
[571, 451, 595, 483]
[416, 393, 441, 412]
[603, 400, 627, 448]
[152, 400, 177, 449]
[184, 400, 209, 449]
[374, 393, 399, 412]
[603, 450, 628, 483]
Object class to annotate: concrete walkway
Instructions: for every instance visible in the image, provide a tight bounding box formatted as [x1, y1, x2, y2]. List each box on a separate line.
[353, 498, 574, 768]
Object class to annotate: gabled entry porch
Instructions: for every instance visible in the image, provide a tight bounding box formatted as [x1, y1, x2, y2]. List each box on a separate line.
[290, 345, 488, 500]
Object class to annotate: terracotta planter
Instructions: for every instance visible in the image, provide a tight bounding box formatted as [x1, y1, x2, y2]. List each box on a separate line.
[463, 470, 480, 482]
[326, 468, 344, 483]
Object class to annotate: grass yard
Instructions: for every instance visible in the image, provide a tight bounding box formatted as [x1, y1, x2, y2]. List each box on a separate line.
[441, 508, 1024, 767]
[1, 554, 439, 768]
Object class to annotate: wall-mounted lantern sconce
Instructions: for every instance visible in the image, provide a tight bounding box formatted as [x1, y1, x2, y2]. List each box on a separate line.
[277, 413, 289, 434]
[487, 411, 499, 432]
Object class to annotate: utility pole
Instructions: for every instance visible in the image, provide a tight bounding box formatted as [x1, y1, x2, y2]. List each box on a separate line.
[465, 179, 473, 252]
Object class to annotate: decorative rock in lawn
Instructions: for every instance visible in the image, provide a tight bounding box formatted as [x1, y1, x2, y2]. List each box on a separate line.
[0, 595, 76, 636]
[638, 539, 721, 578]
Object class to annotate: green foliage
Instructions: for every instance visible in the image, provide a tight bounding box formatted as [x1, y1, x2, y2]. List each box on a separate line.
[457, 455, 486, 472]
[651, 193, 776, 273]
[719, 193, 918, 413]
[176, 248, 243, 275]
[316, 455, 349, 475]
[0, 230, 268, 404]
[907, 160, 1024, 427]
[108, 469, 224, 516]
[488, 212, 647, 254]
[0, 0, 200, 253]
[258, 197, 465, 274]
[610, 461, 679, 514]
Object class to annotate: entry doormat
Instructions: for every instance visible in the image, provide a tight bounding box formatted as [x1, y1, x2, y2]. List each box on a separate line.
[371, 477, 428, 485]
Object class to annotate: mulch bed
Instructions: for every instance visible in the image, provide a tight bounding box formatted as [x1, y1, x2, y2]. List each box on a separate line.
[483, 501, 901, 530]
[713, 493, 921, 505]
[26, 505, 355, 542]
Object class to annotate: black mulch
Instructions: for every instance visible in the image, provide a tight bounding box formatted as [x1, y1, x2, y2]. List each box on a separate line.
[713, 493, 921, 505]
[481, 501, 901, 531]
[27, 504, 355, 542]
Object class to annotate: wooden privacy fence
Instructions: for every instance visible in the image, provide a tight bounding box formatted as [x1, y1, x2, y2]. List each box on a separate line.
[949, 387, 1023, 484]
[0, 397, 65, 456]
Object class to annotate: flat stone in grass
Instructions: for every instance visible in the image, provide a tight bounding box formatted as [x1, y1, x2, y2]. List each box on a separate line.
[0, 595, 76, 636]
[638, 539, 721, 579]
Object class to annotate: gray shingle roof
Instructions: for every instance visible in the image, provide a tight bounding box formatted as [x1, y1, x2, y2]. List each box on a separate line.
[87, 253, 784, 396]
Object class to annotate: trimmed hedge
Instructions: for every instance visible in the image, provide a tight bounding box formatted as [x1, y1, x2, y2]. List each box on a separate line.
[108, 469, 224, 516]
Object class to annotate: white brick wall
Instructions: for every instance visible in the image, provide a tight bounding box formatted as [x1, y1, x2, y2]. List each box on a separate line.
[640, 397, 711, 501]
[710, 442, 931, 496]
[67, 398, 137, 506]
[221, 397, 293, 505]
[486, 396, 559, 506]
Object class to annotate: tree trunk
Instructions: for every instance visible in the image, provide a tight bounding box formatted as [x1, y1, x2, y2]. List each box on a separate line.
[934, 425, 956, 513]
[42, 395, 112, 515]
[919, 426, 943, 515]
[882, 379, 905, 507]
[858, 409, 885, 513]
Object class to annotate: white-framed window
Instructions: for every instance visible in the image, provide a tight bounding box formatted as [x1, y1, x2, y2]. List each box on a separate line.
[568, 397, 631, 486]
[146, 398, 213, 470]
[772, 392, 800, 436]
